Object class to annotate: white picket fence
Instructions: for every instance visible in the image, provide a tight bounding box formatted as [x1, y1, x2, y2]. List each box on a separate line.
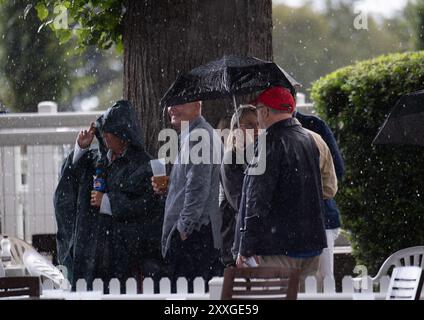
[37, 275, 396, 300]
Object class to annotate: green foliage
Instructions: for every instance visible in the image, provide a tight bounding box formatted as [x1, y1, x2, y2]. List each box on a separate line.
[35, 2, 49, 21]
[311, 51, 424, 274]
[0, 0, 123, 112]
[273, 1, 413, 96]
[0, 0, 72, 112]
[34, 0, 125, 53]
[404, 0, 424, 50]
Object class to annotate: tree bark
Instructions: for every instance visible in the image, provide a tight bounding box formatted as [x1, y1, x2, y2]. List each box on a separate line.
[123, 0, 273, 156]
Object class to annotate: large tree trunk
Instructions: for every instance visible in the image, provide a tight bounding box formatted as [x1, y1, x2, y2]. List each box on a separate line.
[123, 0, 273, 156]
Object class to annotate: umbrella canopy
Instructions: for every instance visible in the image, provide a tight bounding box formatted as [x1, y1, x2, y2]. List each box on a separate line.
[373, 90, 424, 146]
[160, 55, 301, 108]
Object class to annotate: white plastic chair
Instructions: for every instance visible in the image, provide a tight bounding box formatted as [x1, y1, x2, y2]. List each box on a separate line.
[386, 266, 423, 300]
[23, 249, 69, 289]
[353, 246, 424, 291]
[373, 246, 424, 282]
[0, 235, 34, 266]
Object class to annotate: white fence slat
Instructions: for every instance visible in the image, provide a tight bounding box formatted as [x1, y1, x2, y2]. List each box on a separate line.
[208, 277, 223, 300]
[31, 275, 413, 300]
[364, 276, 374, 293]
[76, 279, 87, 292]
[159, 278, 171, 294]
[0, 111, 99, 241]
[93, 278, 104, 292]
[35, 196, 46, 235]
[45, 214, 57, 235]
[305, 276, 317, 293]
[109, 278, 121, 295]
[176, 277, 188, 294]
[4, 195, 16, 235]
[342, 276, 354, 293]
[43, 146, 60, 234]
[27, 145, 59, 239]
[2, 147, 17, 193]
[2, 147, 19, 236]
[323, 276, 336, 293]
[143, 277, 154, 294]
[126, 278, 137, 294]
[193, 277, 205, 294]
[379, 276, 390, 294]
[26, 146, 36, 239]
[43, 279, 54, 290]
[60, 278, 71, 291]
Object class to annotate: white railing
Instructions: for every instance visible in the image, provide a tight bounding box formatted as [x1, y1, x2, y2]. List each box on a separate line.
[37, 275, 398, 300]
[0, 102, 101, 242]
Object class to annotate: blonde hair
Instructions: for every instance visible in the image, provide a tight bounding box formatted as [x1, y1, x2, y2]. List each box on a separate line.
[225, 105, 257, 152]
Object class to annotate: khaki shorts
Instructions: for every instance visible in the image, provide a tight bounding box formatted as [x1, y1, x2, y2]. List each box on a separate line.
[257, 255, 320, 292]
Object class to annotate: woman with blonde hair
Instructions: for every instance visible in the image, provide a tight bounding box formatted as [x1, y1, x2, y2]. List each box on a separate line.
[219, 105, 258, 267]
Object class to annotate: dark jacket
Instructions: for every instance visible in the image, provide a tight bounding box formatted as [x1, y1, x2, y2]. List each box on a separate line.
[221, 148, 246, 213]
[295, 112, 344, 229]
[54, 100, 164, 287]
[219, 148, 247, 265]
[236, 118, 327, 257]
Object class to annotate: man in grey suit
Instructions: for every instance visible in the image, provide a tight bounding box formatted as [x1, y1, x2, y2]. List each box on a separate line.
[152, 100, 223, 292]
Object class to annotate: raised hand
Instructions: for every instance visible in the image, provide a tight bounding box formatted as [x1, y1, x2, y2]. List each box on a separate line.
[77, 122, 96, 149]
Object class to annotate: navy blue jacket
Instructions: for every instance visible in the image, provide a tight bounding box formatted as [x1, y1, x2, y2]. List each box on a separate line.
[295, 112, 344, 229]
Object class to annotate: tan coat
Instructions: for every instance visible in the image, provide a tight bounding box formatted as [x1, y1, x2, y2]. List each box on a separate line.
[305, 129, 338, 199]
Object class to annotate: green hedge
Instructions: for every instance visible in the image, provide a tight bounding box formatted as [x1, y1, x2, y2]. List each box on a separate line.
[311, 51, 424, 274]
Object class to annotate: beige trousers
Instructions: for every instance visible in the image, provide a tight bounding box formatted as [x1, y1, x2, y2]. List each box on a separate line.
[258, 255, 320, 292]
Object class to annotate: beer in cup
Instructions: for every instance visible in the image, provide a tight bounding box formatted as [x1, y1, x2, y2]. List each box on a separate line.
[150, 158, 169, 191]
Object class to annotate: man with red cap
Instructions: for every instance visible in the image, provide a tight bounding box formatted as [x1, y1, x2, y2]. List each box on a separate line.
[234, 86, 328, 287]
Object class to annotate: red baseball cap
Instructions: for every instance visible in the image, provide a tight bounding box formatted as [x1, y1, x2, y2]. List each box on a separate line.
[253, 87, 296, 113]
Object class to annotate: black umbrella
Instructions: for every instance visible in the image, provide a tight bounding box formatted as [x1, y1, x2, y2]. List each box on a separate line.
[160, 55, 300, 126]
[373, 90, 424, 146]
